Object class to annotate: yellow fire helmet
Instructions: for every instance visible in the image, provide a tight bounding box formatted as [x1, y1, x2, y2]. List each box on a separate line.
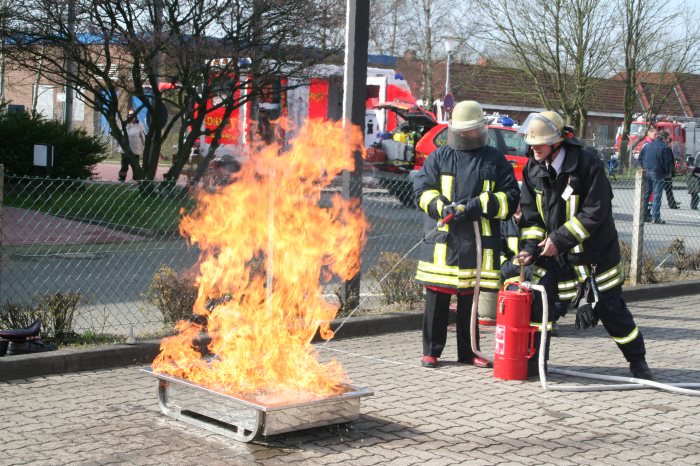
[519, 111, 564, 145]
[448, 100, 489, 150]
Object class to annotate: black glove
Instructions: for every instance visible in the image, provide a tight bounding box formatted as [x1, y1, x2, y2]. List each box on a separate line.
[574, 304, 599, 329]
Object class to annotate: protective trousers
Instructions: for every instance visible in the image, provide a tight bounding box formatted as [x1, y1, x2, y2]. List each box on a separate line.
[422, 288, 479, 360]
[535, 269, 646, 363]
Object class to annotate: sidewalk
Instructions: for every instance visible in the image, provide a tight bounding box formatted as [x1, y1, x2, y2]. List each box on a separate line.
[2, 206, 146, 246]
[1, 292, 700, 464]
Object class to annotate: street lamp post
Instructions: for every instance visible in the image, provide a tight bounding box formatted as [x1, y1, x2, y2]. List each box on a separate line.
[443, 36, 459, 96]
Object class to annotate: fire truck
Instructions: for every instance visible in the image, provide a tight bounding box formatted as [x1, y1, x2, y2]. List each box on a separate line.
[199, 65, 415, 159]
[614, 115, 700, 172]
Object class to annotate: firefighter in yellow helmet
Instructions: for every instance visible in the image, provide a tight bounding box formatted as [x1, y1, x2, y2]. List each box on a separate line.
[516, 111, 652, 379]
[413, 100, 520, 368]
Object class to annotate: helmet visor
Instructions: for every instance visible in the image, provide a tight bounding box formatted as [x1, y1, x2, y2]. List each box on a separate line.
[517, 113, 563, 145]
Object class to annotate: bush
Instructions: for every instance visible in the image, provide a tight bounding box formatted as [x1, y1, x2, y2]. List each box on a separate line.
[36, 292, 81, 340]
[367, 252, 423, 307]
[619, 240, 658, 284]
[0, 292, 82, 341]
[665, 238, 700, 272]
[146, 265, 199, 326]
[0, 105, 106, 178]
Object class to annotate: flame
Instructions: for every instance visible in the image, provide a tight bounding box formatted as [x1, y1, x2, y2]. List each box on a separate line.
[152, 119, 367, 403]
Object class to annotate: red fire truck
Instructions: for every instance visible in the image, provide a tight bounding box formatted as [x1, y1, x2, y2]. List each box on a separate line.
[200, 65, 415, 160]
[614, 115, 700, 173]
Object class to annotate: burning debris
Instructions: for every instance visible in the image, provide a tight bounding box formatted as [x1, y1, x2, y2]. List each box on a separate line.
[152, 119, 368, 405]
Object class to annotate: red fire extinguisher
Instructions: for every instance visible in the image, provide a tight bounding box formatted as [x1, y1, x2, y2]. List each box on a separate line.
[493, 282, 537, 380]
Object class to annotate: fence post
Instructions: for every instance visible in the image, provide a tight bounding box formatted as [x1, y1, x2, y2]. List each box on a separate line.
[630, 169, 645, 285]
[0, 164, 3, 291]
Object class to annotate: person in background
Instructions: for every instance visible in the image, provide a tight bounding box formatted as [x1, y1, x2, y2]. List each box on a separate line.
[687, 155, 700, 210]
[516, 110, 652, 380]
[119, 110, 145, 182]
[639, 128, 673, 224]
[661, 132, 681, 209]
[413, 100, 519, 369]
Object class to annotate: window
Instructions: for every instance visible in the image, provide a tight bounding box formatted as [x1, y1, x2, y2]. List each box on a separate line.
[35, 85, 54, 119]
[433, 127, 448, 148]
[498, 129, 529, 156]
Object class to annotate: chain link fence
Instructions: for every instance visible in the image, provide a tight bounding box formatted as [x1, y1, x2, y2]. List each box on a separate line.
[2, 167, 700, 338]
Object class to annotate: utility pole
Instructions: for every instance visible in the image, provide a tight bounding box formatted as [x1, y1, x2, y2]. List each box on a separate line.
[63, 0, 76, 131]
[340, 0, 369, 311]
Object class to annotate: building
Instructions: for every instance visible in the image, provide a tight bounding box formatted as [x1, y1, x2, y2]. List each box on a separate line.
[384, 54, 700, 149]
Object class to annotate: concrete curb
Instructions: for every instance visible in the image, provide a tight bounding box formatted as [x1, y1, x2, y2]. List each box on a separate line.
[1, 280, 698, 381]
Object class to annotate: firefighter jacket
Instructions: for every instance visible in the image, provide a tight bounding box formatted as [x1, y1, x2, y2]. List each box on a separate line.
[413, 144, 520, 292]
[519, 141, 624, 302]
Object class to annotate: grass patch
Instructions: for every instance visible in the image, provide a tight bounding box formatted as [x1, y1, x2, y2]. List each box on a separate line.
[4, 178, 195, 235]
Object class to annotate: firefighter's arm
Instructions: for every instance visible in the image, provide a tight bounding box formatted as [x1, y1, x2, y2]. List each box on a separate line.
[413, 150, 450, 220]
[550, 158, 610, 252]
[518, 167, 546, 258]
[469, 156, 521, 222]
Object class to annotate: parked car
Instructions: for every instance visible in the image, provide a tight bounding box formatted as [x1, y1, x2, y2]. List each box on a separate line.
[364, 102, 529, 205]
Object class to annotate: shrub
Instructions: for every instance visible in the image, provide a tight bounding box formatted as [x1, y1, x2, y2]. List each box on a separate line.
[0, 292, 81, 341]
[666, 238, 700, 272]
[619, 240, 657, 284]
[36, 292, 81, 340]
[367, 252, 423, 307]
[0, 301, 37, 329]
[146, 265, 199, 326]
[0, 106, 106, 178]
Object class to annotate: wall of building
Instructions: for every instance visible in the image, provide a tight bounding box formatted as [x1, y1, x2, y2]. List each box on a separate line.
[2, 64, 99, 136]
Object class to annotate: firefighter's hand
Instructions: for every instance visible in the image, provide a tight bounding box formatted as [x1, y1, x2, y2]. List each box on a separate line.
[538, 237, 559, 257]
[441, 203, 466, 221]
[574, 304, 599, 330]
[515, 251, 533, 265]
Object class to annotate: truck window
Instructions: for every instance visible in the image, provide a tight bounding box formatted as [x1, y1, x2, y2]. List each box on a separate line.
[499, 129, 529, 156]
[434, 127, 447, 147]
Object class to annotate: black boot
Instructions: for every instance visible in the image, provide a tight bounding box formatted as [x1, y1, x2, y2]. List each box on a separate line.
[629, 359, 653, 380]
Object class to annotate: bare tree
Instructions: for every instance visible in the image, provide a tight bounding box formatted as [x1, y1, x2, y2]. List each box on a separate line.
[471, 0, 617, 136]
[617, 0, 700, 166]
[368, 0, 407, 56]
[398, 0, 462, 105]
[5, 0, 341, 183]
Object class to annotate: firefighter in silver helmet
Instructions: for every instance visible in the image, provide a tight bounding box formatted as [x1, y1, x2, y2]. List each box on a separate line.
[516, 110, 652, 379]
[413, 100, 520, 369]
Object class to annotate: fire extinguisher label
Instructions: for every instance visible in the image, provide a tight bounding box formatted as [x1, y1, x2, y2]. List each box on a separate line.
[495, 325, 505, 355]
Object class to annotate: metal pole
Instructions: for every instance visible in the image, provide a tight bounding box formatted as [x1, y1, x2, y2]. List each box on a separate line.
[63, 0, 76, 131]
[445, 51, 451, 96]
[630, 169, 645, 285]
[0, 164, 3, 292]
[340, 0, 369, 311]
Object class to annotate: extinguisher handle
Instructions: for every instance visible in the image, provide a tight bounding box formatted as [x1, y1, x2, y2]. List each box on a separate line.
[526, 326, 538, 359]
[437, 212, 455, 227]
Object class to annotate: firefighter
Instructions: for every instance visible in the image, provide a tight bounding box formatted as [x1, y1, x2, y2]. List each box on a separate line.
[516, 111, 653, 380]
[413, 100, 520, 368]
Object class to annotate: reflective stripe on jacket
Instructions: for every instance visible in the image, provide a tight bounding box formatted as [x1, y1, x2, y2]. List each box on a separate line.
[413, 144, 520, 291]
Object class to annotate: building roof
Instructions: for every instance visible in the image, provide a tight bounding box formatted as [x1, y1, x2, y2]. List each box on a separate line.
[392, 57, 700, 121]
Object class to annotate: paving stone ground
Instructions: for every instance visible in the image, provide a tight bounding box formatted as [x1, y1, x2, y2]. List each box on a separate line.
[2, 294, 700, 465]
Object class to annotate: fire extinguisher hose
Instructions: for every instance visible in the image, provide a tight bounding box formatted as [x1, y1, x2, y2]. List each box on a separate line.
[525, 282, 700, 396]
[470, 220, 493, 364]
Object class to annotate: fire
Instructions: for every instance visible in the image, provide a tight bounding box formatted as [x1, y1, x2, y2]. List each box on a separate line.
[152, 119, 367, 403]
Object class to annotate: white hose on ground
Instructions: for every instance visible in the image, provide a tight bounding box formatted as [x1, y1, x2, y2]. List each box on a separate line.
[470, 220, 493, 364]
[525, 282, 700, 396]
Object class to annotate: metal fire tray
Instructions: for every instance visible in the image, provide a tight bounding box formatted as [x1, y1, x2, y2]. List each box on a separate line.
[142, 368, 373, 442]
